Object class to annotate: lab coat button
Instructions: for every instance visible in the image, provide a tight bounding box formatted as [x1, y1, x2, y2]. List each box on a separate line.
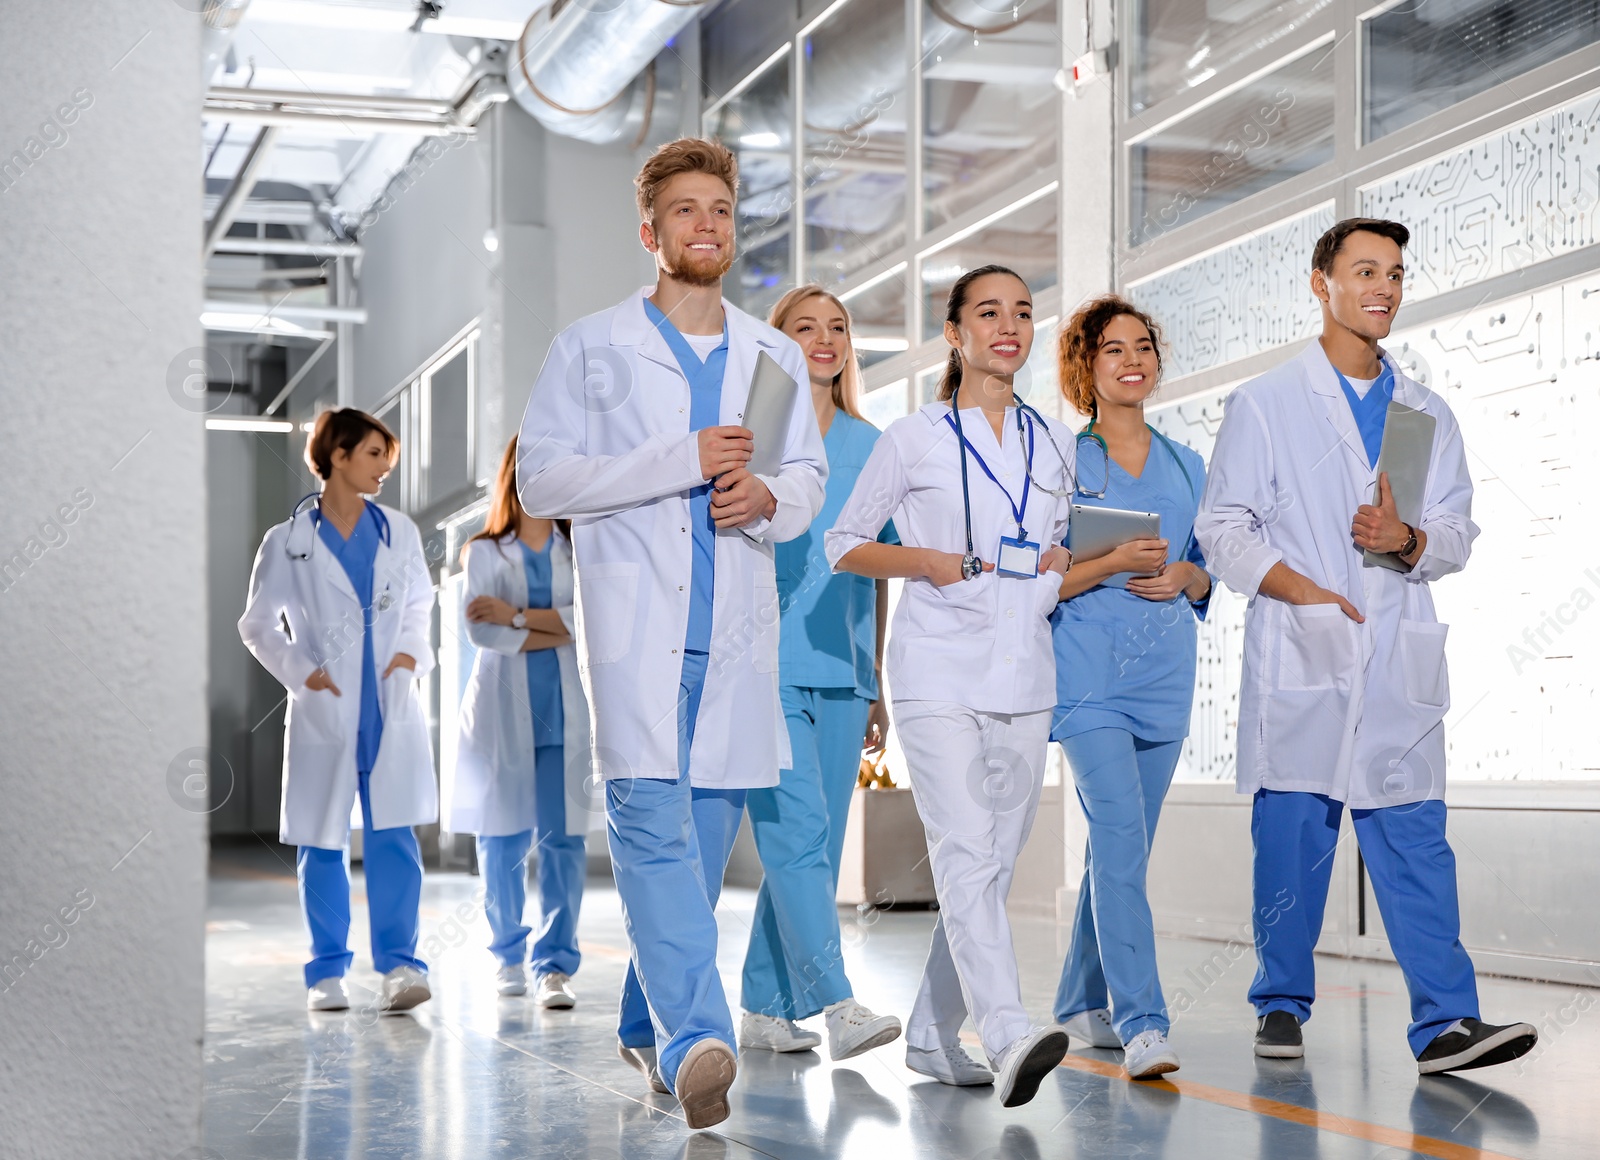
[1007, 609, 1015, 618]
[1004, 655, 1013, 664]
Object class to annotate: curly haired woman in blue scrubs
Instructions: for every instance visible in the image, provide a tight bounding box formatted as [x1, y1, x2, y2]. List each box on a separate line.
[1049, 297, 1212, 1079]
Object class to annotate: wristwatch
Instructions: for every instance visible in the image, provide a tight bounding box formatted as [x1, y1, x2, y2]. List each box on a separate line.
[510, 610, 527, 630]
[1398, 524, 1418, 558]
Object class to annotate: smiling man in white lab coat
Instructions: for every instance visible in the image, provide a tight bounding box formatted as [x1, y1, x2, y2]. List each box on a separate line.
[516, 138, 825, 1129]
[1195, 218, 1537, 1076]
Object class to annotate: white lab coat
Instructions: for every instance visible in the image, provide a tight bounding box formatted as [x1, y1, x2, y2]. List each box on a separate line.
[516, 288, 828, 788]
[825, 402, 1076, 716]
[238, 502, 439, 849]
[1194, 342, 1477, 809]
[448, 530, 594, 837]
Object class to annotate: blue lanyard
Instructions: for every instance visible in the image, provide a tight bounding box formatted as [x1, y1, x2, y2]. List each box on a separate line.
[944, 393, 1036, 542]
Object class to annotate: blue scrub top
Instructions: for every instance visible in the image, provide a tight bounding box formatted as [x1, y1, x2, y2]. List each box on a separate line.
[1051, 432, 1210, 744]
[644, 298, 727, 656]
[317, 502, 384, 773]
[520, 538, 564, 748]
[777, 412, 899, 700]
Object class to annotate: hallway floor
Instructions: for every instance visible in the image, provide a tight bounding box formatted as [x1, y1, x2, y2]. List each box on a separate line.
[204, 844, 1584, 1159]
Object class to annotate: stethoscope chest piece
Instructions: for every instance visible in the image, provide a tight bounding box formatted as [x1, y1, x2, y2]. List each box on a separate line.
[376, 591, 394, 612]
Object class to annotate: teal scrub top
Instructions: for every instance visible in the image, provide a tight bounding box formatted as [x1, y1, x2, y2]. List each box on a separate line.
[1050, 431, 1210, 743]
[519, 538, 563, 749]
[777, 411, 898, 699]
[316, 501, 385, 773]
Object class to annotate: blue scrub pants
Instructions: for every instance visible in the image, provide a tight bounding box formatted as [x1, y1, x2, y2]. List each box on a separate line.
[611, 649, 747, 1089]
[1249, 789, 1480, 1056]
[476, 743, 586, 976]
[741, 686, 869, 1020]
[297, 770, 426, 987]
[1055, 729, 1182, 1042]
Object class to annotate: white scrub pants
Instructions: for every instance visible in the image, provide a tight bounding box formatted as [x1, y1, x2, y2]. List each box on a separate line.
[895, 699, 1051, 1063]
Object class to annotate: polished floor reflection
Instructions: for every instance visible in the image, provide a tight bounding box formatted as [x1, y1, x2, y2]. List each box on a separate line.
[206, 843, 1586, 1158]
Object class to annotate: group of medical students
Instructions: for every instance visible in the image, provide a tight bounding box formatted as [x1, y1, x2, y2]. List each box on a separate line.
[237, 135, 1539, 1133]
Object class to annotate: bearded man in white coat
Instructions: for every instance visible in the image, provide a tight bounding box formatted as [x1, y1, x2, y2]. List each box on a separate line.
[1195, 218, 1536, 1075]
[516, 138, 826, 1129]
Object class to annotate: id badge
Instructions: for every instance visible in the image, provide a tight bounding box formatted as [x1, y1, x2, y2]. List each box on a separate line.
[995, 535, 1041, 578]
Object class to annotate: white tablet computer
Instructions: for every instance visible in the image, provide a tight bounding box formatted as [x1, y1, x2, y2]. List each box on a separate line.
[743, 350, 798, 479]
[1067, 504, 1162, 589]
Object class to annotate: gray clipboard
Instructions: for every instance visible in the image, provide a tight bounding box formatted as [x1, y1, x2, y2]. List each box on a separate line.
[742, 350, 798, 478]
[1364, 400, 1436, 572]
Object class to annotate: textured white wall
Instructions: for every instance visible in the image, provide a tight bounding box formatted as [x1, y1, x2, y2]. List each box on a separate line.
[0, 4, 205, 1156]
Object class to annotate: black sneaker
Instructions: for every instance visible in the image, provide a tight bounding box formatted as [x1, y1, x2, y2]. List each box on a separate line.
[1417, 1019, 1537, 1075]
[1254, 1011, 1304, 1059]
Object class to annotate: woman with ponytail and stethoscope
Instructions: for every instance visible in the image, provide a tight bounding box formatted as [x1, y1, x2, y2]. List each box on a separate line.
[827, 265, 1077, 1109]
[238, 408, 437, 1014]
[1047, 296, 1212, 1080]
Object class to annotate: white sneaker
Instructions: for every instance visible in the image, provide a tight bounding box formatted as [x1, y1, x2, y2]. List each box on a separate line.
[904, 1043, 994, 1087]
[739, 1011, 821, 1053]
[1123, 1029, 1179, 1079]
[1059, 1007, 1120, 1049]
[379, 965, 431, 1013]
[994, 1027, 1069, 1108]
[617, 1040, 670, 1095]
[307, 977, 349, 1011]
[824, 998, 902, 1062]
[674, 1038, 738, 1130]
[534, 971, 576, 1009]
[496, 964, 527, 997]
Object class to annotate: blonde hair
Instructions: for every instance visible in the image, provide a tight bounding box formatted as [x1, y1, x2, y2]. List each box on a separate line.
[635, 137, 739, 225]
[768, 284, 864, 420]
[1057, 295, 1165, 417]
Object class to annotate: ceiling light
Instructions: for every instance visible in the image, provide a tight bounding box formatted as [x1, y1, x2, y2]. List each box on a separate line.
[738, 131, 782, 149]
[853, 336, 910, 352]
[206, 418, 296, 433]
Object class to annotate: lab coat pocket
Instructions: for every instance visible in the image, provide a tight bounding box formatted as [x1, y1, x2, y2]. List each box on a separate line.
[1275, 603, 1358, 692]
[1398, 620, 1450, 709]
[575, 561, 640, 665]
[289, 685, 343, 741]
[752, 579, 780, 673]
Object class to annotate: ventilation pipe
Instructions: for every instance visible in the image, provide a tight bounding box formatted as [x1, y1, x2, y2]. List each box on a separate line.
[508, 0, 712, 145]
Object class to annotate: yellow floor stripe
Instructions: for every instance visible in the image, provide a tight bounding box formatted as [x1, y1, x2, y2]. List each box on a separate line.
[1055, 1054, 1523, 1160]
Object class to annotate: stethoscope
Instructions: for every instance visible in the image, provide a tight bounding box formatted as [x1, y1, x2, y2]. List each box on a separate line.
[1073, 419, 1198, 503]
[284, 493, 396, 613]
[948, 383, 1049, 581]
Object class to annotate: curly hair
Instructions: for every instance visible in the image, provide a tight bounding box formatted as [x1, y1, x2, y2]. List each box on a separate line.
[1057, 295, 1165, 417]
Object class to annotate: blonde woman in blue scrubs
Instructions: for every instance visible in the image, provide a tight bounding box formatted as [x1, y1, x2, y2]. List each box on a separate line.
[1049, 296, 1212, 1080]
[737, 285, 902, 1062]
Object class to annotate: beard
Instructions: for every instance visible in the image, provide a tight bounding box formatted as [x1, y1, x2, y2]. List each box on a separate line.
[660, 238, 736, 288]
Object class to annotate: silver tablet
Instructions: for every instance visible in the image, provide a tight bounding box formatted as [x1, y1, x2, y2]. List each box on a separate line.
[1068, 504, 1162, 589]
[742, 350, 799, 479]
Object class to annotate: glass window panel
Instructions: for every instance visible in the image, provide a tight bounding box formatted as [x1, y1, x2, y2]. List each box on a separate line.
[915, 365, 944, 408]
[803, 0, 908, 290]
[1364, 0, 1600, 143]
[841, 268, 912, 369]
[922, 1, 1060, 230]
[920, 196, 1059, 341]
[862, 375, 914, 428]
[708, 56, 793, 322]
[1129, 45, 1334, 247]
[425, 343, 472, 508]
[1132, 0, 1334, 113]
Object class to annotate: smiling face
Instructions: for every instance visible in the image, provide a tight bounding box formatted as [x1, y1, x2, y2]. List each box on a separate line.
[1091, 313, 1160, 410]
[945, 271, 1034, 391]
[1313, 229, 1404, 342]
[640, 170, 736, 289]
[779, 294, 851, 389]
[329, 431, 393, 497]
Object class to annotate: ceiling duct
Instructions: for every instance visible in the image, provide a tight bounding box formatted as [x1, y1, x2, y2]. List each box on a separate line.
[201, 0, 253, 85]
[508, 0, 712, 145]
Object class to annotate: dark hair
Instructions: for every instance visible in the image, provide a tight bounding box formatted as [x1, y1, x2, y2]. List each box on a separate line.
[464, 436, 570, 558]
[305, 407, 398, 481]
[1057, 295, 1165, 417]
[1312, 217, 1410, 275]
[936, 263, 1030, 402]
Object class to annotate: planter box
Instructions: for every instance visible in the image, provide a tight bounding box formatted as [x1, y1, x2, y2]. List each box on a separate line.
[835, 787, 938, 908]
